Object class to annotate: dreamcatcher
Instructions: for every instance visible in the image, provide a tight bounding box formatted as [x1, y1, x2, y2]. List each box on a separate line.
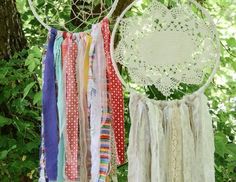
[111, 0, 220, 99]
[29, 1, 126, 182]
[110, 0, 220, 181]
[29, 0, 221, 181]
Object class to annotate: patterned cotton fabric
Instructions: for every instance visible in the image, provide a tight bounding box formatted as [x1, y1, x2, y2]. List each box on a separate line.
[102, 19, 125, 165]
[63, 33, 80, 181]
[40, 19, 125, 182]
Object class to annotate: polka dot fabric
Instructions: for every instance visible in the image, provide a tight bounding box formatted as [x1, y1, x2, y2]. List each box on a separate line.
[62, 33, 79, 180]
[102, 19, 125, 165]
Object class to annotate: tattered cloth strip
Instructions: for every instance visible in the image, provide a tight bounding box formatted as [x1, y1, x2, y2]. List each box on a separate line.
[88, 23, 113, 182]
[53, 32, 66, 182]
[101, 18, 125, 165]
[76, 33, 92, 181]
[42, 28, 58, 181]
[62, 33, 79, 181]
[88, 24, 103, 182]
[95, 24, 112, 182]
[128, 92, 215, 182]
[39, 35, 49, 182]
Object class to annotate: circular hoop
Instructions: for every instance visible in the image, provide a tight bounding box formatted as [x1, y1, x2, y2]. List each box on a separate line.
[110, 0, 220, 97]
[28, 0, 119, 31]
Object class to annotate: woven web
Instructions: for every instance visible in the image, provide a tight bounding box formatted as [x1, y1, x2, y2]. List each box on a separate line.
[114, 0, 220, 98]
[31, 0, 114, 32]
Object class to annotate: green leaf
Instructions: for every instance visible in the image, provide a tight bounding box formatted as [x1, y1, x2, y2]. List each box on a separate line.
[215, 132, 228, 157]
[28, 61, 36, 72]
[25, 55, 34, 66]
[0, 115, 13, 127]
[25, 47, 41, 72]
[26, 141, 39, 152]
[33, 91, 42, 105]
[226, 143, 236, 156]
[31, 46, 41, 58]
[226, 38, 236, 47]
[0, 145, 16, 160]
[0, 150, 8, 160]
[22, 82, 35, 101]
[0, 68, 8, 80]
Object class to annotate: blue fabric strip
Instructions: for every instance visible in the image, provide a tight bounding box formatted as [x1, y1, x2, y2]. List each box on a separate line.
[53, 34, 65, 182]
[42, 28, 58, 180]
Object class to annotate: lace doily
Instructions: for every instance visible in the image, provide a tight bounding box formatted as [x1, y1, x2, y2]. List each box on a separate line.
[114, 1, 219, 96]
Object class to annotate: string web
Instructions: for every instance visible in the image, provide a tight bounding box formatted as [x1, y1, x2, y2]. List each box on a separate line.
[30, 0, 114, 32]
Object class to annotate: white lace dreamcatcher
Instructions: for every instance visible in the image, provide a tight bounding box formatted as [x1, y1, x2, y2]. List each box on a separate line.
[110, 0, 220, 182]
[111, 0, 220, 97]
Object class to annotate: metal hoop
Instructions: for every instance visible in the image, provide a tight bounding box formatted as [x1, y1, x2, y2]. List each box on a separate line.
[28, 0, 119, 31]
[110, 0, 220, 97]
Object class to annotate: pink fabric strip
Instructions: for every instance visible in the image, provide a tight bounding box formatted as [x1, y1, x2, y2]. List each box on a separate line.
[101, 19, 125, 165]
[62, 33, 79, 180]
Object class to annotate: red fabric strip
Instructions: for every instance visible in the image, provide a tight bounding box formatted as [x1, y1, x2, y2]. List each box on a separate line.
[101, 19, 125, 165]
[62, 33, 79, 180]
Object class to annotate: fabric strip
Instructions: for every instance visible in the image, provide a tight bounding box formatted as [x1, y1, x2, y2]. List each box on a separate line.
[39, 39, 49, 182]
[75, 33, 92, 181]
[63, 33, 79, 181]
[88, 24, 103, 182]
[101, 18, 125, 165]
[42, 28, 58, 181]
[97, 26, 112, 182]
[53, 33, 66, 182]
[128, 92, 215, 182]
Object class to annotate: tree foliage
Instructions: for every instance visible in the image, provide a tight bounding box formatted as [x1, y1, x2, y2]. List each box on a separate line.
[0, 0, 235, 181]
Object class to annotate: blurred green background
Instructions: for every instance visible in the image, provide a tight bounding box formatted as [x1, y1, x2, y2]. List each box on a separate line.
[0, 0, 235, 181]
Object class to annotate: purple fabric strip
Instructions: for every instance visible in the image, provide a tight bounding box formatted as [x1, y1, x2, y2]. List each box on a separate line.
[42, 28, 58, 180]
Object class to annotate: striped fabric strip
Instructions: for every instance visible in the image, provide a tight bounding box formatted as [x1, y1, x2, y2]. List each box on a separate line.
[101, 18, 125, 165]
[97, 23, 112, 182]
[88, 23, 112, 182]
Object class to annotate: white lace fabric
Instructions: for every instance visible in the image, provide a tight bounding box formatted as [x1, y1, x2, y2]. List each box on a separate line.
[114, 1, 219, 96]
[128, 92, 215, 182]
